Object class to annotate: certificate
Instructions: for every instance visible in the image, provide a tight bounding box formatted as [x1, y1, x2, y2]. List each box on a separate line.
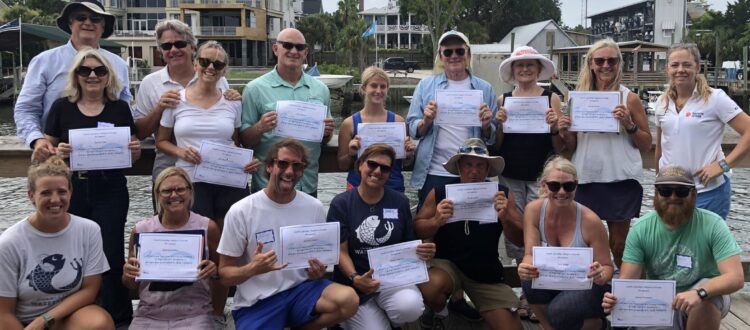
[568, 91, 620, 132]
[68, 127, 131, 171]
[136, 233, 203, 281]
[435, 90, 483, 126]
[611, 279, 676, 327]
[279, 222, 340, 269]
[532, 246, 593, 290]
[445, 182, 498, 223]
[502, 96, 550, 133]
[357, 122, 407, 159]
[274, 100, 327, 142]
[367, 240, 429, 290]
[194, 141, 253, 188]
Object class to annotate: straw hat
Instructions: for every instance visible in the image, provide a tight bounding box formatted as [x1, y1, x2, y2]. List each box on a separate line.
[498, 46, 556, 83]
[443, 138, 505, 177]
[57, 0, 115, 39]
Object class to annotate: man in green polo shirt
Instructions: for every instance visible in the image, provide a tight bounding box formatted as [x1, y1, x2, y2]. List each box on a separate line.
[240, 28, 334, 197]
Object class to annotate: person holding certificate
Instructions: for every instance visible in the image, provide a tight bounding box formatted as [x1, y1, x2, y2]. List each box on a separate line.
[655, 43, 750, 220]
[517, 156, 613, 330]
[327, 144, 435, 329]
[414, 138, 524, 329]
[602, 165, 744, 330]
[123, 167, 222, 329]
[338, 67, 415, 192]
[557, 38, 652, 269]
[43, 47, 140, 325]
[0, 157, 113, 330]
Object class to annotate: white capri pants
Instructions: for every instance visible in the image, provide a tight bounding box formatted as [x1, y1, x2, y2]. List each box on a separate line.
[342, 285, 425, 330]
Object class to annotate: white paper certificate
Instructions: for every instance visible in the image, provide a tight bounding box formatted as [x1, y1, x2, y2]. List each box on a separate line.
[194, 141, 253, 188]
[367, 240, 428, 290]
[68, 127, 131, 171]
[357, 122, 407, 159]
[274, 100, 327, 142]
[279, 222, 340, 269]
[532, 246, 593, 290]
[502, 96, 550, 133]
[445, 182, 498, 223]
[611, 279, 676, 327]
[568, 91, 620, 132]
[435, 90, 483, 126]
[137, 233, 203, 281]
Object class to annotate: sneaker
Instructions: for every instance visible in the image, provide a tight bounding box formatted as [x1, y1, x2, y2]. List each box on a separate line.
[448, 298, 482, 322]
[432, 313, 447, 330]
[212, 314, 227, 330]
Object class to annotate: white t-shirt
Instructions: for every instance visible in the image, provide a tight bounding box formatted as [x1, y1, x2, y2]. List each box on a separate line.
[160, 89, 241, 181]
[217, 190, 327, 309]
[0, 215, 109, 324]
[656, 87, 742, 192]
[429, 77, 473, 176]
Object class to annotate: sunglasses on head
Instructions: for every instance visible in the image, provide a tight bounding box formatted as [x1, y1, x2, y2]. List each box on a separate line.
[277, 41, 307, 51]
[365, 160, 392, 173]
[656, 186, 692, 198]
[159, 40, 189, 51]
[592, 57, 619, 66]
[274, 159, 306, 172]
[76, 65, 108, 77]
[442, 47, 466, 57]
[458, 146, 487, 155]
[73, 13, 103, 24]
[545, 181, 578, 193]
[197, 57, 227, 70]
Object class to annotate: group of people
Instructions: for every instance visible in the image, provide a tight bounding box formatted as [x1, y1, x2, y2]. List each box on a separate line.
[1, 0, 748, 329]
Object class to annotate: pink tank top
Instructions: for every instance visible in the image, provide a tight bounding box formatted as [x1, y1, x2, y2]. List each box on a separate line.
[133, 212, 212, 320]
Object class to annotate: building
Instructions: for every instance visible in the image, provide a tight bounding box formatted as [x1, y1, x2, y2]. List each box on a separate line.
[358, 0, 429, 50]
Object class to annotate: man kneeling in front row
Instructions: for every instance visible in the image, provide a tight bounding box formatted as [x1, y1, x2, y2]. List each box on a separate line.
[603, 165, 744, 330]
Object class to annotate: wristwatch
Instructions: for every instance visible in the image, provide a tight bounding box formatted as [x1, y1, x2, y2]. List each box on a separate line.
[696, 288, 709, 301]
[348, 271, 358, 282]
[718, 159, 730, 173]
[42, 312, 55, 329]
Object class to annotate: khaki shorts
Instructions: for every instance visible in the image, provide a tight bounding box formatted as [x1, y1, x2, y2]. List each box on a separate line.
[430, 258, 520, 312]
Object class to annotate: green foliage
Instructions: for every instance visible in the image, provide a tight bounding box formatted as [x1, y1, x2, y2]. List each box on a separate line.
[297, 13, 336, 51]
[332, 0, 368, 70]
[1, 1, 61, 26]
[25, 0, 66, 17]
[399, 0, 464, 54]
[458, 21, 490, 44]
[316, 63, 362, 82]
[687, 0, 750, 63]
[460, 0, 562, 42]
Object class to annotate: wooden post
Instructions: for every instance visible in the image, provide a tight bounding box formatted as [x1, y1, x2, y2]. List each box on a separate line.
[510, 33, 515, 52]
[743, 46, 748, 112]
[714, 36, 720, 87]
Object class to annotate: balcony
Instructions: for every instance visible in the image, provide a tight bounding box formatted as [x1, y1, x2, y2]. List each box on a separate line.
[376, 24, 429, 33]
[199, 26, 238, 36]
[170, 0, 260, 6]
[114, 30, 156, 36]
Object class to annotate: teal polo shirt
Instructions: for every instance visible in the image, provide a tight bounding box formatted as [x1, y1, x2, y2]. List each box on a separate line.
[241, 67, 331, 194]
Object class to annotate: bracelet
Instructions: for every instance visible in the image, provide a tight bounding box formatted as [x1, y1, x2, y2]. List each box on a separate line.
[718, 159, 730, 172]
[625, 124, 638, 134]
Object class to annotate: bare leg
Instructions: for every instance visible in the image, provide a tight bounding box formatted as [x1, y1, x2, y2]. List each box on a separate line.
[416, 268, 454, 312]
[607, 220, 631, 269]
[298, 283, 358, 330]
[211, 216, 228, 318]
[480, 308, 521, 330]
[581, 318, 603, 330]
[529, 304, 554, 330]
[58, 304, 114, 330]
[686, 300, 721, 330]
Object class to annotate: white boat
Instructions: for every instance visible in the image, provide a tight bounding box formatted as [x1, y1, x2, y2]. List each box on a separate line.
[314, 74, 353, 89]
[403, 96, 412, 104]
[646, 91, 663, 115]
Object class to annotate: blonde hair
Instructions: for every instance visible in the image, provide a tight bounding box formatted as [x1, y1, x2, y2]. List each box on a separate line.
[538, 156, 577, 197]
[661, 43, 712, 108]
[64, 47, 121, 103]
[432, 44, 472, 74]
[576, 38, 622, 91]
[359, 66, 390, 97]
[28, 156, 71, 192]
[153, 166, 194, 214]
[196, 40, 227, 63]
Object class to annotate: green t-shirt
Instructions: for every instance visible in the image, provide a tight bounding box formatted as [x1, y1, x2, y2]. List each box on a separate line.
[623, 208, 741, 292]
[240, 68, 331, 194]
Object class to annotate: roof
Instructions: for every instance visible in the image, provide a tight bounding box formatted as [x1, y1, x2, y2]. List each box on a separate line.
[0, 23, 124, 49]
[471, 43, 512, 54]
[588, 0, 648, 18]
[553, 40, 669, 51]
[498, 19, 575, 47]
[359, 4, 400, 15]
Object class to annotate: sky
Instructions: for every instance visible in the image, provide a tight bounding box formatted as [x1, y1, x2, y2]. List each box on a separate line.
[321, 0, 732, 28]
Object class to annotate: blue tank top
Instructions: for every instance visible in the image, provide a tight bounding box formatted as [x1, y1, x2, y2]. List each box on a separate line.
[346, 111, 405, 192]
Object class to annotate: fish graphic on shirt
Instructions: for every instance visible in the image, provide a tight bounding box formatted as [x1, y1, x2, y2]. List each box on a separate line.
[26, 254, 83, 294]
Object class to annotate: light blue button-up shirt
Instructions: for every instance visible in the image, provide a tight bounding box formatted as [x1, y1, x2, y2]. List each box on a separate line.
[406, 72, 497, 190]
[14, 41, 132, 148]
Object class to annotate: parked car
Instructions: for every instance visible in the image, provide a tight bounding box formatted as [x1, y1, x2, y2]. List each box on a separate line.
[382, 57, 420, 73]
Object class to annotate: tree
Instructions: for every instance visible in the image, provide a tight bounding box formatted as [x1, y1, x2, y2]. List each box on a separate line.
[333, 0, 368, 69]
[297, 13, 336, 52]
[458, 21, 489, 44]
[0, 0, 63, 25]
[459, 0, 562, 42]
[399, 0, 464, 54]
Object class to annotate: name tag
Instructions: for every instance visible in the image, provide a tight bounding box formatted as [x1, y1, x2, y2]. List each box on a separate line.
[97, 122, 114, 128]
[255, 229, 275, 245]
[383, 208, 398, 219]
[676, 254, 692, 269]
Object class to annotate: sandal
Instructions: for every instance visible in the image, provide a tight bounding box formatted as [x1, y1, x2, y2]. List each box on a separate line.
[528, 310, 540, 323]
[517, 295, 531, 320]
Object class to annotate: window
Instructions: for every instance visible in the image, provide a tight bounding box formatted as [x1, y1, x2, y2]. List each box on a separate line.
[246, 11, 256, 28]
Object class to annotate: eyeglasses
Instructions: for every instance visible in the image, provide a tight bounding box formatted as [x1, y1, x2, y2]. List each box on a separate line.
[274, 159, 306, 172]
[159, 186, 191, 197]
[75, 65, 108, 77]
[197, 57, 227, 70]
[365, 160, 392, 173]
[159, 40, 189, 51]
[592, 57, 619, 66]
[442, 47, 466, 58]
[656, 186, 692, 198]
[545, 181, 578, 193]
[277, 41, 307, 51]
[73, 13, 104, 24]
[458, 146, 488, 155]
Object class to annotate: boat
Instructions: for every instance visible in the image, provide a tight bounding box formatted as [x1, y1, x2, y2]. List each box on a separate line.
[314, 75, 353, 89]
[646, 90, 663, 115]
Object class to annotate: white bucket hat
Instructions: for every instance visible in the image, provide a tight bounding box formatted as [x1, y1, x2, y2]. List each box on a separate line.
[443, 138, 505, 177]
[498, 46, 556, 83]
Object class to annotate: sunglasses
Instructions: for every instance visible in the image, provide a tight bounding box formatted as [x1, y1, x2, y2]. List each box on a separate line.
[458, 146, 488, 155]
[159, 186, 191, 197]
[197, 57, 227, 70]
[442, 47, 466, 57]
[75, 65, 108, 77]
[656, 186, 692, 198]
[545, 181, 578, 193]
[277, 41, 307, 51]
[274, 159, 306, 172]
[159, 40, 189, 51]
[592, 57, 619, 66]
[73, 13, 103, 24]
[365, 160, 392, 173]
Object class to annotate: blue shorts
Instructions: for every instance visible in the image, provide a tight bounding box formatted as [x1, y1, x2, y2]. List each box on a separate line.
[232, 279, 332, 329]
[697, 176, 731, 220]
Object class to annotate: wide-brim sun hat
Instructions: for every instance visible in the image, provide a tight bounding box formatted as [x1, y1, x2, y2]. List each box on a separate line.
[655, 165, 695, 187]
[498, 46, 556, 83]
[443, 138, 505, 177]
[438, 30, 471, 47]
[57, 0, 115, 39]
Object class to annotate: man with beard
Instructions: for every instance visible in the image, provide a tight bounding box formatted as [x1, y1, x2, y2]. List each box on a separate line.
[217, 139, 358, 329]
[602, 165, 744, 329]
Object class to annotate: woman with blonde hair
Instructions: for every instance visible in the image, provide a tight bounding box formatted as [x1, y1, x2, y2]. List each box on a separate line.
[655, 43, 750, 219]
[557, 38, 651, 269]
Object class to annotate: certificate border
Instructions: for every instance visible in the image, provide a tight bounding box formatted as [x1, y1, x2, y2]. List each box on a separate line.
[610, 279, 676, 327]
[366, 239, 429, 291]
[69, 126, 132, 171]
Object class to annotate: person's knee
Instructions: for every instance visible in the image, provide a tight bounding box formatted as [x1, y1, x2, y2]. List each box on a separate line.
[547, 302, 582, 330]
[331, 285, 359, 318]
[387, 291, 425, 324]
[66, 305, 115, 330]
[688, 299, 722, 322]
